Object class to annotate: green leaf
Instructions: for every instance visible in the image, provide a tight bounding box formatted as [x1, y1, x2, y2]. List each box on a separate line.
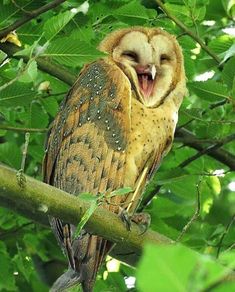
[110, 187, 133, 197]
[41, 96, 58, 117]
[79, 193, 97, 201]
[43, 10, 77, 40]
[0, 83, 35, 107]
[155, 168, 189, 185]
[73, 199, 98, 238]
[114, 0, 155, 25]
[18, 60, 38, 83]
[188, 80, 229, 101]
[0, 241, 16, 291]
[29, 101, 49, 128]
[222, 56, 235, 92]
[208, 35, 234, 54]
[0, 142, 21, 168]
[137, 244, 232, 292]
[43, 38, 105, 67]
[220, 43, 235, 64]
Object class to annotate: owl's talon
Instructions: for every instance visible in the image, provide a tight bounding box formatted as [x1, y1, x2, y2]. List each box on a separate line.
[16, 169, 26, 189]
[130, 212, 151, 235]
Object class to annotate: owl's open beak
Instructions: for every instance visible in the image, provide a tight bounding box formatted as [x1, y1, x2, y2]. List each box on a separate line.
[136, 64, 157, 100]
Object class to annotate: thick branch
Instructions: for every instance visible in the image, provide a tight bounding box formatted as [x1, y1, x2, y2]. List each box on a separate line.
[155, 0, 221, 64]
[0, 0, 66, 39]
[0, 164, 172, 266]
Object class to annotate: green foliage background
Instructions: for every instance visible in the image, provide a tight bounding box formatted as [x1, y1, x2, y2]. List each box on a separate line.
[0, 0, 234, 291]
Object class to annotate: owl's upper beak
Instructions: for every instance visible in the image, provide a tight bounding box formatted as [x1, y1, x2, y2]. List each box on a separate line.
[135, 64, 157, 100]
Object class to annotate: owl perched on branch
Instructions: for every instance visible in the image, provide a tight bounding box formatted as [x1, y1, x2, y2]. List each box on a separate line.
[43, 27, 186, 291]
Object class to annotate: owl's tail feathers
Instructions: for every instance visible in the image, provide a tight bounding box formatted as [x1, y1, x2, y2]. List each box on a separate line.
[50, 268, 95, 292]
[50, 269, 81, 292]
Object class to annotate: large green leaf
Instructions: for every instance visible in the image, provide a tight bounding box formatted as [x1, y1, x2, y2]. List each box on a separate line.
[0, 83, 35, 107]
[113, 0, 156, 25]
[0, 242, 16, 291]
[137, 244, 234, 292]
[29, 101, 49, 129]
[43, 10, 77, 40]
[188, 80, 229, 101]
[42, 38, 105, 67]
[222, 56, 235, 94]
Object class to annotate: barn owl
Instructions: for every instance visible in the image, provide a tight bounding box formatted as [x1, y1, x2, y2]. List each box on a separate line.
[43, 27, 186, 291]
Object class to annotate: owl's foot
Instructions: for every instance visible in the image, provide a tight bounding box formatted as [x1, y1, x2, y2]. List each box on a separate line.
[16, 169, 26, 189]
[131, 212, 151, 235]
[119, 209, 151, 234]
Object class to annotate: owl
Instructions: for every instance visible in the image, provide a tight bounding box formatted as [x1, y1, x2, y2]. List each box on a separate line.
[43, 27, 186, 291]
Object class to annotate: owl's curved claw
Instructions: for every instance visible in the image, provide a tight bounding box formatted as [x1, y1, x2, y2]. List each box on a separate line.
[119, 209, 151, 234]
[131, 212, 151, 235]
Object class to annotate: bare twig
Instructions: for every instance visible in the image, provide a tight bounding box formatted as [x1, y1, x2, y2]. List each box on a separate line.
[216, 214, 235, 258]
[0, 125, 48, 133]
[0, 0, 66, 39]
[202, 272, 235, 292]
[179, 133, 235, 168]
[176, 179, 201, 242]
[176, 128, 235, 171]
[20, 132, 30, 171]
[155, 0, 221, 64]
[0, 222, 34, 240]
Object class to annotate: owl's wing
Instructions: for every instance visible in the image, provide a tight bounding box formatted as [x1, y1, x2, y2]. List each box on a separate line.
[43, 59, 131, 290]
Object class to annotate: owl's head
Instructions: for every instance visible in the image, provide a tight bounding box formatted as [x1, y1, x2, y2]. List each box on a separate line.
[99, 27, 186, 108]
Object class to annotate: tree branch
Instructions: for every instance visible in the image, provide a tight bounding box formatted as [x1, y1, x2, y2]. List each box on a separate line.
[0, 0, 66, 39]
[0, 164, 172, 266]
[155, 0, 221, 64]
[176, 128, 235, 171]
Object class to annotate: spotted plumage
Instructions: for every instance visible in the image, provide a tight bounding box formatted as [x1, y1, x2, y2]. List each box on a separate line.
[44, 27, 187, 291]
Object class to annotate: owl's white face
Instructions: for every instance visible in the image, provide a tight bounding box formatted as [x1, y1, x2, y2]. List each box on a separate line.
[111, 31, 179, 107]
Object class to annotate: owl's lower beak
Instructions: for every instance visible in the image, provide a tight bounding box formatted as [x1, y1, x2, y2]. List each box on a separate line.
[135, 64, 157, 100]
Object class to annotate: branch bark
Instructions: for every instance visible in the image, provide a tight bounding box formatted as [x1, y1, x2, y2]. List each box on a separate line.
[0, 164, 172, 266]
[0, 0, 66, 39]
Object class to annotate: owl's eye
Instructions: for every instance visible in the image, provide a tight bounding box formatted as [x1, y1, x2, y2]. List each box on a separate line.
[160, 54, 170, 64]
[122, 51, 138, 62]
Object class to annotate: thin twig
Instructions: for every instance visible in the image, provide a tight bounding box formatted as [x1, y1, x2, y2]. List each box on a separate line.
[155, 0, 221, 64]
[0, 125, 48, 133]
[176, 179, 201, 242]
[177, 99, 228, 130]
[11, 0, 32, 15]
[0, 0, 66, 39]
[202, 272, 235, 292]
[20, 132, 30, 171]
[179, 133, 235, 168]
[216, 214, 235, 258]
[0, 222, 34, 240]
